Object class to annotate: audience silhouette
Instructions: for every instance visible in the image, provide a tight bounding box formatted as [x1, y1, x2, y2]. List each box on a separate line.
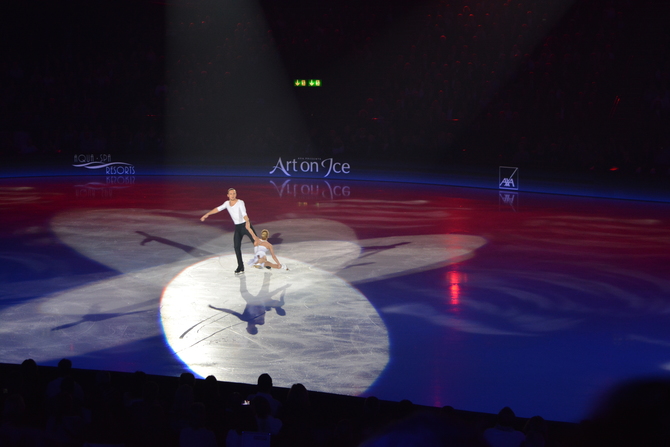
[2, 358, 670, 446]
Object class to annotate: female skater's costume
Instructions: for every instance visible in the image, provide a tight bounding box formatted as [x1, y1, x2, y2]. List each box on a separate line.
[248, 243, 270, 267]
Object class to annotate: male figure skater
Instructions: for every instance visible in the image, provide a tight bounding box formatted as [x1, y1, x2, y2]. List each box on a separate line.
[201, 188, 256, 274]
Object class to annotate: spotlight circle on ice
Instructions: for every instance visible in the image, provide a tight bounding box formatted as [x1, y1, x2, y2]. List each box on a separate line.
[161, 254, 390, 395]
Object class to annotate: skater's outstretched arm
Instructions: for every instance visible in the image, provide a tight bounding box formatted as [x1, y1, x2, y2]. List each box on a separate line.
[200, 208, 220, 221]
[268, 245, 280, 266]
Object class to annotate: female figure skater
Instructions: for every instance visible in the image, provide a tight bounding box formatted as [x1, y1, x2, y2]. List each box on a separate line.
[249, 229, 288, 270]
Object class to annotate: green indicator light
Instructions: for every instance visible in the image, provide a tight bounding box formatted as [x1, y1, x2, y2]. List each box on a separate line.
[294, 79, 322, 87]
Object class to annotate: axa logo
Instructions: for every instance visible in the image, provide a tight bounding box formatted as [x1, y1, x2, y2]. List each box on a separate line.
[499, 166, 519, 190]
[270, 157, 350, 177]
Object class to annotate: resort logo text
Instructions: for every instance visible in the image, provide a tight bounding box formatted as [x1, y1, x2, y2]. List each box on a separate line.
[73, 154, 136, 175]
[270, 157, 350, 178]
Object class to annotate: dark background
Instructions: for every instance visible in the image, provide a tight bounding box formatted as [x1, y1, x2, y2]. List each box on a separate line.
[1, 0, 669, 197]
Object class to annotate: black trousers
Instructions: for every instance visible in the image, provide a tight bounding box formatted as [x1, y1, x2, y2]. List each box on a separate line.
[233, 222, 256, 270]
